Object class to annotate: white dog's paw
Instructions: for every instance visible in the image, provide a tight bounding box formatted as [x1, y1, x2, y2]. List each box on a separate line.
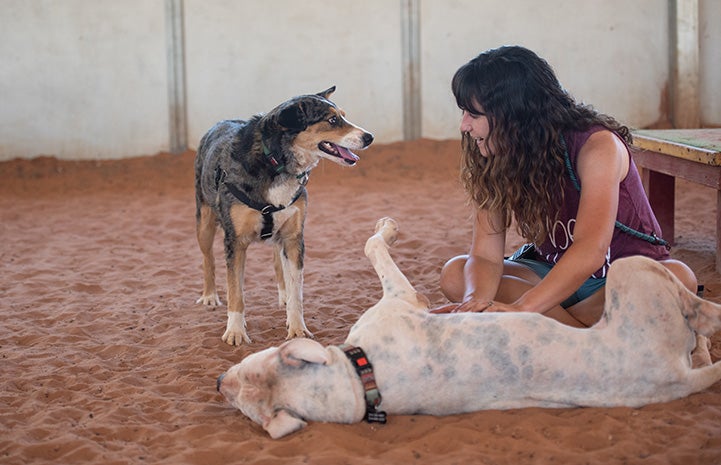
[222, 312, 251, 346]
[374, 217, 399, 246]
[197, 292, 222, 307]
[691, 334, 712, 368]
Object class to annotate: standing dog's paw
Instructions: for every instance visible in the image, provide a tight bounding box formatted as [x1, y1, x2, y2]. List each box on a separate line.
[222, 312, 251, 346]
[197, 292, 222, 307]
[286, 324, 314, 340]
[222, 329, 252, 346]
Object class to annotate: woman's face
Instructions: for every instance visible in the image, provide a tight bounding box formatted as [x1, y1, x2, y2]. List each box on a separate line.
[459, 103, 491, 157]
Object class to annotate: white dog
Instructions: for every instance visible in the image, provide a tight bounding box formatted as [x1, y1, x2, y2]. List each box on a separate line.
[217, 218, 721, 438]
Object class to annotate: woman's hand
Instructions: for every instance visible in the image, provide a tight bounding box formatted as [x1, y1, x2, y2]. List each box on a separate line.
[430, 298, 499, 314]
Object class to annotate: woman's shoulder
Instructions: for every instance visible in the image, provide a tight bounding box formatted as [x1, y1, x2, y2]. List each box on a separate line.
[565, 125, 626, 160]
[565, 125, 609, 148]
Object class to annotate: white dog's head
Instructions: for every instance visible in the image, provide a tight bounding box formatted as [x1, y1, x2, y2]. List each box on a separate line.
[217, 338, 364, 438]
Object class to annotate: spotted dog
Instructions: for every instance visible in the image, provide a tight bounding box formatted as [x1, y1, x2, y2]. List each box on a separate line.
[217, 218, 721, 438]
[195, 87, 373, 346]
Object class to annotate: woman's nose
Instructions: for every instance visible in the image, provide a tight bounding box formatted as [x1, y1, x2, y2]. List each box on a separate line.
[460, 113, 472, 133]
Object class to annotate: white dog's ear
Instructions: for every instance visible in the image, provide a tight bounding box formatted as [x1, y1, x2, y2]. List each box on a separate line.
[279, 338, 330, 367]
[264, 409, 307, 439]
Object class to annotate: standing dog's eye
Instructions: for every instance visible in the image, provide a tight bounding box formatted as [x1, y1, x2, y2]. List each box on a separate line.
[328, 116, 339, 126]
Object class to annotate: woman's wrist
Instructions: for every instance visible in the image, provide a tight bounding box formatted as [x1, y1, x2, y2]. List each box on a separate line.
[513, 293, 547, 313]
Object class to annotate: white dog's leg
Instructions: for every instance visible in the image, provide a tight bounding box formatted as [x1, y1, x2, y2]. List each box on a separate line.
[683, 295, 721, 338]
[692, 334, 712, 367]
[364, 218, 429, 308]
[607, 256, 719, 367]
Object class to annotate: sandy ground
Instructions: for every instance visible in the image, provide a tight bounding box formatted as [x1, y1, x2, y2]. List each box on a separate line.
[1, 139, 720, 465]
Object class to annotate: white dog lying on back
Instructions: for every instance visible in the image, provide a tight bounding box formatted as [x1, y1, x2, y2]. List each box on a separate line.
[217, 217, 721, 439]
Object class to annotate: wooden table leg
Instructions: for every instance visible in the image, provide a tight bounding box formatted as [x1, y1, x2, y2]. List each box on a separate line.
[640, 168, 675, 245]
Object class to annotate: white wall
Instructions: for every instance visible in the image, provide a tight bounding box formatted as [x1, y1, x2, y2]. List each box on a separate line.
[0, 0, 169, 160]
[184, 0, 402, 150]
[422, 0, 670, 139]
[700, 0, 721, 125]
[0, 0, 719, 161]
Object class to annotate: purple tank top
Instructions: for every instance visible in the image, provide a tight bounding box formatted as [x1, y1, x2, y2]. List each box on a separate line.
[534, 126, 670, 278]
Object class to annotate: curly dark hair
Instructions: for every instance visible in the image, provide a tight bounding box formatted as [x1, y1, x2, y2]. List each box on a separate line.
[451, 46, 631, 244]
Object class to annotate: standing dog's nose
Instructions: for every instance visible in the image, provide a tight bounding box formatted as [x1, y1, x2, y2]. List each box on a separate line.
[216, 373, 226, 392]
[363, 132, 374, 147]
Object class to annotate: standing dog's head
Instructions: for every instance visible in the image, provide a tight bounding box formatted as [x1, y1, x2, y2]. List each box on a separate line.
[260, 86, 374, 169]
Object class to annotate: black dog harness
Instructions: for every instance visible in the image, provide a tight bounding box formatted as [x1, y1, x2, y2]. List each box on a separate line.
[339, 344, 387, 424]
[216, 141, 310, 240]
[222, 180, 304, 240]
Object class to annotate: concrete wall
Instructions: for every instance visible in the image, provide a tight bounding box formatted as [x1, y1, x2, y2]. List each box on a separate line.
[183, 0, 402, 150]
[421, 0, 671, 139]
[0, 0, 718, 160]
[0, 0, 169, 160]
[700, 0, 721, 125]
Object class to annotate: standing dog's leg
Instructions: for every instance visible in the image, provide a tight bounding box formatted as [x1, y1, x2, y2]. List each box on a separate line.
[273, 245, 287, 311]
[278, 234, 312, 339]
[223, 238, 251, 346]
[364, 217, 429, 308]
[196, 204, 222, 306]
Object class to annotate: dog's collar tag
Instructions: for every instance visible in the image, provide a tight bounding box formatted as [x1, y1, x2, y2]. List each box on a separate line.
[339, 344, 387, 424]
[296, 171, 310, 186]
[262, 141, 286, 174]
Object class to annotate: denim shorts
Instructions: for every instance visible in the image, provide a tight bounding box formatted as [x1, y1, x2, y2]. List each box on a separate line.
[509, 257, 606, 309]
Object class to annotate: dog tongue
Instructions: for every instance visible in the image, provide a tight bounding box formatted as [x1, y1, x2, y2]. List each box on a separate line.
[336, 145, 360, 164]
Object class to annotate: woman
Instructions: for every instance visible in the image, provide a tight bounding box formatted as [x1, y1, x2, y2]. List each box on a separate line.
[435, 45, 697, 328]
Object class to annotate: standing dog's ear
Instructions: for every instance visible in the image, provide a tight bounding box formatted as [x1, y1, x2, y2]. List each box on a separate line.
[316, 86, 336, 100]
[278, 102, 307, 131]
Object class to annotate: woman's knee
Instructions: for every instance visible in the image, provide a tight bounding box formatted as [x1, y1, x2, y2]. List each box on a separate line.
[440, 255, 468, 302]
[660, 259, 698, 293]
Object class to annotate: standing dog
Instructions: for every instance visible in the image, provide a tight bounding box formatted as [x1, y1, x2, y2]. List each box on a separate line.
[218, 218, 721, 438]
[195, 87, 373, 346]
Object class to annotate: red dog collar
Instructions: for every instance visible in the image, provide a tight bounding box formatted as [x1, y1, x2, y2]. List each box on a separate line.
[339, 344, 387, 424]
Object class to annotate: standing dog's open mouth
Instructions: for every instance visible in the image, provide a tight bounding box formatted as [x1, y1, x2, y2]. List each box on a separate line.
[319, 141, 360, 165]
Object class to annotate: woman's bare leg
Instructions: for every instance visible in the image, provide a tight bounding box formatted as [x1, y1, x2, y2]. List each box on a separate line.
[440, 255, 586, 327]
[566, 290, 605, 327]
[660, 259, 698, 293]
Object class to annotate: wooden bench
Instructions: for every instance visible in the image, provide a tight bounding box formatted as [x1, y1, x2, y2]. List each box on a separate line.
[631, 128, 721, 270]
